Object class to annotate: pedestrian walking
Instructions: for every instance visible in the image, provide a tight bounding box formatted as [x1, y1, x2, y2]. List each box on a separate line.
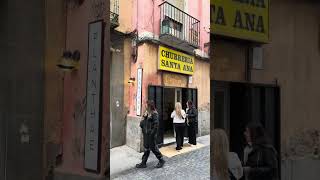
[186, 100, 198, 145]
[171, 102, 187, 150]
[212, 129, 243, 180]
[136, 100, 165, 168]
[243, 122, 279, 180]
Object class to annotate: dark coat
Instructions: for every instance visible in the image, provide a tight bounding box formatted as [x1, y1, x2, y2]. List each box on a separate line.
[186, 107, 198, 123]
[139, 111, 159, 148]
[186, 106, 198, 133]
[245, 139, 279, 180]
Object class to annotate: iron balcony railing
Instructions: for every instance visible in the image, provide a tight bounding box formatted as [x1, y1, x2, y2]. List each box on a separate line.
[110, 0, 119, 28]
[159, 2, 200, 48]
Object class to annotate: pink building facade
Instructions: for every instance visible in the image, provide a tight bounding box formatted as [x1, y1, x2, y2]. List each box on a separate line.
[110, 0, 211, 152]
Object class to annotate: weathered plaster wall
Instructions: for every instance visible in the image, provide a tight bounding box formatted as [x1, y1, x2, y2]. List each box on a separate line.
[128, 43, 162, 117]
[54, 0, 110, 179]
[189, 58, 211, 136]
[250, 1, 320, 157]
[210, 40, 247, 82]
[44, 0, 65, 177]
[115, 0, 134, 33]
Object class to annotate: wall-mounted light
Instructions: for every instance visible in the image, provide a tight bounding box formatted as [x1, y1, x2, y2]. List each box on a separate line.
[57, 50, 81, 72]
[128, 77, 135, 84]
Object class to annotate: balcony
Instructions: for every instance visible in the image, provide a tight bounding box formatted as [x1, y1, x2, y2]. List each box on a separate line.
[110, 0, 119, 28]
[159, 2, 200, 52]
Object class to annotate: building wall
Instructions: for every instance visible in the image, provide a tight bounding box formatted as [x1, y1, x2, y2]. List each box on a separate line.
[189, 58, 211, 136]
[115, 0, 134, 33]
[131, 0, 209, 54]
[210, 40, 247, 82]
[44, 0, 65, 178]
[210, 0, 320, 167]
[250, 1, 320, 157]
[120, 0, 210, 152]
[110, 35, 126, 148]
[127, 42, 210, 151]
[54, 0, 110, 179]
[5, 0, 45, 179]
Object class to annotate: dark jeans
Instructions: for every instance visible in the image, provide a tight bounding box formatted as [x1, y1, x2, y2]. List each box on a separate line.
[188, 121, 197, 145]
[174, 123, 185, 148]
[142, 134, 163, 163]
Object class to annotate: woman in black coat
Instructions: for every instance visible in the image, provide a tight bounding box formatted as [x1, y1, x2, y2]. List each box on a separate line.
[243, 122, 279, 180]
[136, 100, 165, 168]
[186, 100, 198, 145]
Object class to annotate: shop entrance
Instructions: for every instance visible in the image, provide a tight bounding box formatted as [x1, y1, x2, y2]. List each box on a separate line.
[148, 86, 197, 146]
[212, 81, 280, 163]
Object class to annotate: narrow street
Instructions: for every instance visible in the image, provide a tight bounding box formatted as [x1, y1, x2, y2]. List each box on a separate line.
[111, 136, 210, 180]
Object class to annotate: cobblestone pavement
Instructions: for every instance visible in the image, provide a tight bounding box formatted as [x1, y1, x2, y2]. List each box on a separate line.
[111, 146, 210, 180]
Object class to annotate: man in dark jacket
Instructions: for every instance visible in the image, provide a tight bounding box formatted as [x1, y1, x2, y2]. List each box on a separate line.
[136, 100, 165, 168]
[244, 122, 279, 180]
[186, 100, 198, 145]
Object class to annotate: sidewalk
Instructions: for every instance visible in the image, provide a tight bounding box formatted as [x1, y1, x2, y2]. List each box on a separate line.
[110, 135, 210, 179]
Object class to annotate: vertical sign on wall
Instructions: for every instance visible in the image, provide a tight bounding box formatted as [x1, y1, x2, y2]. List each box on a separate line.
[85, 20, 103, 172]
[136, 68, 143, 116]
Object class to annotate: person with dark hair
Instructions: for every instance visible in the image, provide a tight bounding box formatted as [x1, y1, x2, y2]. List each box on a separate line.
[136, 100, 165, 168]
[243, 122, 279, 180]
[186, 100, 198, 146]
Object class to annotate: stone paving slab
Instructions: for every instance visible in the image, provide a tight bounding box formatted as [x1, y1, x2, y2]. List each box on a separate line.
[111, 146, 210, 180]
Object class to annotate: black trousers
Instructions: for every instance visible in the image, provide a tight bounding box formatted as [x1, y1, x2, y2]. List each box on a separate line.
[188, 121, 197, 145]
[142, 134, 163, 163]
[174, 123, 185, 148]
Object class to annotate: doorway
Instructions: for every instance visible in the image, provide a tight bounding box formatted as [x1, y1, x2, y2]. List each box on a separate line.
[212, 81, 280, 163]
[163, 88, 175, 143]
[148, 86, 198, 146]
[162, 88, 186, 144]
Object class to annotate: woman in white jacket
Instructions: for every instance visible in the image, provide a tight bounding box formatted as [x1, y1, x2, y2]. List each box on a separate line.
[171, 102, 186, 150]
[212, 129, 243, 180]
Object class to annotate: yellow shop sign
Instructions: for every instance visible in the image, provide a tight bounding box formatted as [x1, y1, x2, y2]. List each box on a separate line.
[210, 0, 269, 43]
[158, 46, 194, 75]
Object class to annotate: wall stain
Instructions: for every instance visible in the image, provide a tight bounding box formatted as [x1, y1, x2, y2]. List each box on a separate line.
[283, 129, 320, 160]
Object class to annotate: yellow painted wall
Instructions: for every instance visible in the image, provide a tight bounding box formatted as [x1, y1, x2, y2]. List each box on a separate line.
[189, 58, 211, 112]
[115, 0, 134, 33]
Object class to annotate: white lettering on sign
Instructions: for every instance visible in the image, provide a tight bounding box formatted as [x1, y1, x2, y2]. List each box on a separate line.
[85, 20, 103, 172]
[136, 68, 143, 116]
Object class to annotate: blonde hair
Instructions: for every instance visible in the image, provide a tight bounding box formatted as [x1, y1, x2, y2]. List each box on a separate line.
[212, 129, 229, 180]
[175, 102, 183, 119]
